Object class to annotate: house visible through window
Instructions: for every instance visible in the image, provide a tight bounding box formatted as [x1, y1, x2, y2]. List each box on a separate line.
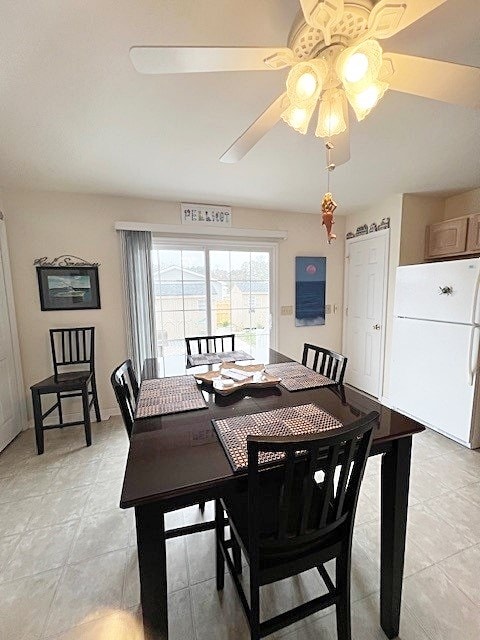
[151, 242, 273, 359]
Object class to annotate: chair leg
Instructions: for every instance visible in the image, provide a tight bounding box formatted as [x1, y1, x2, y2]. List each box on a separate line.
[91, 375, 101, 422]
[32, 390, 44, 455]
[56, 393, 63, 425]
[335, 552, 352, 640]
[249, 576, 261, 640]
[199, 501, 205, 513]
[82, 386, 92, 447]
[215, 500, 225, 591]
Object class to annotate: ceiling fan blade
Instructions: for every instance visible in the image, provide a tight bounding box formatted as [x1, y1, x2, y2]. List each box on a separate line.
[366, 0, 448, 40]
[299, 1, 344, 45]
[386, 53, 480, 108]
[220, 93, 290, 163]
[130, 46, 294, 74]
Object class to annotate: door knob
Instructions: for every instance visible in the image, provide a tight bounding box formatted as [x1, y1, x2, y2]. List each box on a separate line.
[373, 324, 381, 330]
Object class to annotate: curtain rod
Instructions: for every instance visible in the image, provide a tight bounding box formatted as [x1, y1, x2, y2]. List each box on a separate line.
[114, 221, 287, 240]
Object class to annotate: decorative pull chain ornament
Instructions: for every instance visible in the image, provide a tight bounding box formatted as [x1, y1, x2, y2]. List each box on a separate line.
[321, 140, 337, 244]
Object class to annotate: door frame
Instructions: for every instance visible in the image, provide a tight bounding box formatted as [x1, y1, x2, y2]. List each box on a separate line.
[151, 236, 279, 351]
[342, 229, 390, 399]
[0, 216, 27, 438]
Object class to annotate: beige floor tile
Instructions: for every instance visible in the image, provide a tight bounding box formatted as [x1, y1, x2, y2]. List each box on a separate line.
[406, 503, 473, 563]
[68, 508, 133, 563]
[1, 520, 78, 583]
[0, 468, 59, 504]
[183, 500, 215, 525]
[403, 564, 480, 640]
[348, 593, 431, 640]
[261, 569, 327, 638]
[186, 529, 217, 585]
[45, 609, 144, 640]
[274, 609, 337, 639]
[0, 496, 43, 536]
[191, 573, 251, 640]
[355, 489, 379, 525]
[83, 480, 123, 516]
[456, 481, 480, 508]
[123, 538, 189, 608]
[26, 486, 90, 530]
[424, 491, 480, 544]
[421, 455, 478, 490]
[438, 543, 480, 606]
[0, 568, 61, 640]
[44, 549, 127, 637]
[354, 519, 432, 578]
[96, 454, 127, 483]
[0, 534, 21, 574]
[409, 466, 452, 502]
[48, 461, 100, 491]
[57, 442, 107, 466]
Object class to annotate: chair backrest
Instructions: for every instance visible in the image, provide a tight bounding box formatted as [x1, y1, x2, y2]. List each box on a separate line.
[246, 411, 378, 561]
[110, 359, 139, 438]
[302, 343, 347, 384]
[50, 327, 95, 378]
[185, 334, 235, 356]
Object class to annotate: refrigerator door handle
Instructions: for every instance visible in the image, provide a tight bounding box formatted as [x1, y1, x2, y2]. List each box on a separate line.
[468, 325, 480, 386]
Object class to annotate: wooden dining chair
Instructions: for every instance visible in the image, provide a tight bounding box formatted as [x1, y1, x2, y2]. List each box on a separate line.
[110, 359, 139, 438]
[185, 333, 235, 356]
[30, 327, 101, 454]
[302, 343, 348, 384]
[215, 411, 379, 640]
[110, 360, 207, 513]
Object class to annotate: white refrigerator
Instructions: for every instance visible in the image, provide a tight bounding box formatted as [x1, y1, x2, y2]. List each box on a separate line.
[389, 257, 480, 449]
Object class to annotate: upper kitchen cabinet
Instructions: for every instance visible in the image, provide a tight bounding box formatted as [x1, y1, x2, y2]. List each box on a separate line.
[425, 217, 468, 259]
[466, 214, 480, 253]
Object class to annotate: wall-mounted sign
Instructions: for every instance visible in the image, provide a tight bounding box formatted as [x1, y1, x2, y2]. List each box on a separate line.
[181, 203, 232, 227]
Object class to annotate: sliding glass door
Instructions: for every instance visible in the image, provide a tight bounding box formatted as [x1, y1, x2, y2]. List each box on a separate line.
[151, 242, 273, 359]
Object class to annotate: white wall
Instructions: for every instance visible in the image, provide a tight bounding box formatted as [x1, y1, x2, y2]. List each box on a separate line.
[344, 194, 404, 400]
[3, 190, 345, 422]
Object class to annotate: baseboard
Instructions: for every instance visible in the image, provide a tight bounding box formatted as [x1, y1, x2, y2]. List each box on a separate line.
[380, 395, 392, 408]
[24, 406, 121, 430]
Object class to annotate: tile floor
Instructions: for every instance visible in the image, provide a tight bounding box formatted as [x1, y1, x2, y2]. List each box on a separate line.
[0, 418, 480, 639]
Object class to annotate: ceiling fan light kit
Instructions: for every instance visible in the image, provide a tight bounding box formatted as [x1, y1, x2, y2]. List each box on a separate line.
[130, 0, 479, 165]
[316, 88, 348, 138]
[281, 35, 388, 137]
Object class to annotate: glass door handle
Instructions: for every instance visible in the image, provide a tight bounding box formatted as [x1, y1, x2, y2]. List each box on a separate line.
[373, 324, 381, 330]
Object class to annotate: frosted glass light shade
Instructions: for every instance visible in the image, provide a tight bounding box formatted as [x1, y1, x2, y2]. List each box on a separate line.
[286, 59, 328, 107]
[347, 81, 389, 121]
[316, 89, 347, 138]
[337, 39, 384, 92]
[281, 101, 316, 134]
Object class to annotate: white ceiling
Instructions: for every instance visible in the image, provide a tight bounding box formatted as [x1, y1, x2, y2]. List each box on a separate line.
[0, 0, 479, 215]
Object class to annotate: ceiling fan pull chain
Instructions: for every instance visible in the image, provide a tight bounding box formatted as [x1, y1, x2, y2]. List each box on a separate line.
[322, 140, 337, 244]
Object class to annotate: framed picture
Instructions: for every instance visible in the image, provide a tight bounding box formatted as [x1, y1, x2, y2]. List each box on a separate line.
[36, 266, 101, 311]
[295, 257, 326, 327]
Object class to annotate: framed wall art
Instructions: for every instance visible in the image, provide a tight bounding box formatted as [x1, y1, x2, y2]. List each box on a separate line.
[295, 257, 326, 327]
[36, 265, 101, 311]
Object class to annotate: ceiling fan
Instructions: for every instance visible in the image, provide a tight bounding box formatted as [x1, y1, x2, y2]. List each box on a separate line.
[130, 0, 480, 166]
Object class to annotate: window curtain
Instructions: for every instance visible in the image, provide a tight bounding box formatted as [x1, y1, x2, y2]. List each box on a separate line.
[120, 230, 157, 377]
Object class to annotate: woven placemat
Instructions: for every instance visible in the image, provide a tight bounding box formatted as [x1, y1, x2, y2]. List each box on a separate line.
[135, 376, 207, 419]
[265, 362, 335, 391]
[213, 403, 343, 472]
[187, 350, 253, 367]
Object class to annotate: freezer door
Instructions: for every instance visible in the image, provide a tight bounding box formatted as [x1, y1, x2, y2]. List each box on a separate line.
[389, 317, 476, 446]
[394, 258, 480, 324]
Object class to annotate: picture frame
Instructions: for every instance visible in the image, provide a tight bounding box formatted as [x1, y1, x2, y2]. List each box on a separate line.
[36, 266, 101, 311]
[295, 257, 326, 327]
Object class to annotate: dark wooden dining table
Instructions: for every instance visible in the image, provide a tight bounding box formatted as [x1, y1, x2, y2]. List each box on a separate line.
[120, 349, 424, 640]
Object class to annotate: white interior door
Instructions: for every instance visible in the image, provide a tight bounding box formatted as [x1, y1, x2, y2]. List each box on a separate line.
[343, 231, 388, 398]
[0, 224, 23, 452]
